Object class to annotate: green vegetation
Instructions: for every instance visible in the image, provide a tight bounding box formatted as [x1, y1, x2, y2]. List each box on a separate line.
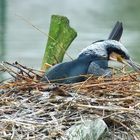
[41, 15, 77, 70]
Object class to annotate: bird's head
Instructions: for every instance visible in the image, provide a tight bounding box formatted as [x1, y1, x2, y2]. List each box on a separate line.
[79, 40, 140, 71]
[106, 40, 140, 71]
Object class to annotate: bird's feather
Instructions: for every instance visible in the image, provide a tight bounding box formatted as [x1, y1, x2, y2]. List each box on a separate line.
[41, 55, 98, 83]
[108, 21, 123, 41]
[87, 61, 112, 76]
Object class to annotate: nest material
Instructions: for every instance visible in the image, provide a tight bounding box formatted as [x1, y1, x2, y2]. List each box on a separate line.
[0, 62, 140, 140]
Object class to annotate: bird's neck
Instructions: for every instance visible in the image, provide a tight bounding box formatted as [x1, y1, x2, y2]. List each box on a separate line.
[78, 54, 108, 68]
[78, 54, 107, 61]
[78, 54, 107, 63]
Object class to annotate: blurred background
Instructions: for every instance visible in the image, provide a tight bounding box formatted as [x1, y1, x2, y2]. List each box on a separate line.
[0, 0, 140, 79]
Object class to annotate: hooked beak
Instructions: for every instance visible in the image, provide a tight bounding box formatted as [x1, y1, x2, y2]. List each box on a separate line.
[109, 52, 140, 71]
[123, 59, 140, 72]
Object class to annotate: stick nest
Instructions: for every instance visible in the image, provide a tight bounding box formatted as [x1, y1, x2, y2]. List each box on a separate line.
[0, 62, 140, 140]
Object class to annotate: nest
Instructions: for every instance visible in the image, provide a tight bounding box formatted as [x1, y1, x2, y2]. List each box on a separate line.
[0, 62, 140, 140]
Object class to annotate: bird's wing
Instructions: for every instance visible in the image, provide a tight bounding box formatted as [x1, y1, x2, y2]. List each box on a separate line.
[87, 61, 112, 77]
[108, 21, 123, 41]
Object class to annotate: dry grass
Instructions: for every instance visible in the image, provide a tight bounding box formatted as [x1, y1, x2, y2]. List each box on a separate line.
[0, 61, 140, 140]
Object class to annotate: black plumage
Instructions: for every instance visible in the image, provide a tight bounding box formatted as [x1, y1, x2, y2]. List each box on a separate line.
[41, 54, 105, 83]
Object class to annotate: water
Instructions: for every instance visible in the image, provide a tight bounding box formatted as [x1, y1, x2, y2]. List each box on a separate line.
[1, 0, 140, 79]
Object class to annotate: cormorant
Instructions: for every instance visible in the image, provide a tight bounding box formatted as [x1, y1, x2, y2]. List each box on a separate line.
[41, 21, 140, 83]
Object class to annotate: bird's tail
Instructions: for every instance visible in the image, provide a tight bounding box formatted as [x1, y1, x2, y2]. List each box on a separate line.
[108, 21, 123, 41]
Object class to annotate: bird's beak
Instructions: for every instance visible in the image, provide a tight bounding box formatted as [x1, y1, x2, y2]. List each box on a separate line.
[122, 58, 140, 72]
[110, 52, 140, 71]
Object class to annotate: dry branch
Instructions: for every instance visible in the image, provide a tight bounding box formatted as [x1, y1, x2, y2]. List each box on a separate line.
[0, 61, 140, 139]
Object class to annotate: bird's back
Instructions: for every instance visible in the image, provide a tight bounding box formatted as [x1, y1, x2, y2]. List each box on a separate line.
[42, 55, 95, 83]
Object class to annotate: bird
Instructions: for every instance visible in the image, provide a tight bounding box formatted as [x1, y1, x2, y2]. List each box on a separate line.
[78, 21, 140, 76]
[41, 21, 140, 84]
[41, 54, 107, 83]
